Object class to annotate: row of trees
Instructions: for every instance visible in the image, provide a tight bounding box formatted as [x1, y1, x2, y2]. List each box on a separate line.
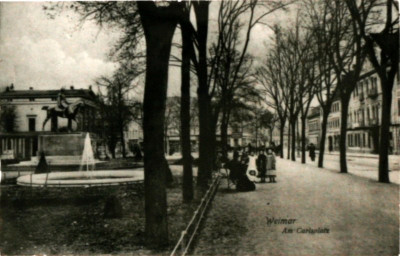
[258, 0, 398, 184]
[62, 0, 290, 248]
[94, 61, 143, 159]
[60, 0, 398, 248]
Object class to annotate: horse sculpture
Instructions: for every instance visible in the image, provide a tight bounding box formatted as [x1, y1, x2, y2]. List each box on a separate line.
[42, 100, 85, 132]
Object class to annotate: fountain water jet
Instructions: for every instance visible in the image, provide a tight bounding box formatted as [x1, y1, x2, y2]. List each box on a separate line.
[80, 133, 95, 173]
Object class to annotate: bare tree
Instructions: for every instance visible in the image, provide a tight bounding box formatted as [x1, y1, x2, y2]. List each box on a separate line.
[208, 1, 294, 160]
[312, 0, 369, 173]
[180, 4, 194, 202]
[304, 0, 342, 168]
[52, 1, 188, 246]
[256, 36, 289, 158]
[136, 2, 183, 246]
[96, 62, 143, 158]
[257, 22, 313, 162]
[346, 0, 399, 183]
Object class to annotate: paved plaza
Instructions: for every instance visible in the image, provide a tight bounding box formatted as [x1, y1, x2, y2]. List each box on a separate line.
[194, 158, 399, 255]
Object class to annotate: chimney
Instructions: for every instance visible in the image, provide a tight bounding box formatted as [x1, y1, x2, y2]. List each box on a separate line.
[29, 87, 33, 90]
[70, 85, 74, 90]
[89, 85, 92, 91]
[10, 83, 14, 91]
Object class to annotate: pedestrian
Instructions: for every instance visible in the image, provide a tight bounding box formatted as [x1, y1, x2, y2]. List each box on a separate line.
[248, 143, 253, 155]
[266, 148, 276, 183]
[236, 159, 256, 192]
[215, 151, 223, 173]
[225, 153, 241, 186]
[270, 142, 276, 153]
[246, 151, 259, 182]
[233, 149, 239, 160]
[308, 143, 316, 161]
[257, 148, 267, 183]
[240, 150, 249, 165]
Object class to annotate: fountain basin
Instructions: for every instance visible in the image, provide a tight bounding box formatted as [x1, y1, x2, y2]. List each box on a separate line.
[17, 170, 144, 187]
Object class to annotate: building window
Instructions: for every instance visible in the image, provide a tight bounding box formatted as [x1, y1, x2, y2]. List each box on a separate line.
[7, 99, 12, 102]
[363, 134, 366, 147]
[29, 117, 36, 132]
[368, 133, 371, 148]
[51, 97, 57, 101]
[29, 98, 35, 102]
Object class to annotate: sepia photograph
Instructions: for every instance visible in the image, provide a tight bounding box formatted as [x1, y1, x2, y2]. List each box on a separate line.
[0, 1, 399, 255]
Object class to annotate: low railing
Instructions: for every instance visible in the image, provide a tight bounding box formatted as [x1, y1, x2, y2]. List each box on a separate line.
[170, 175, 221, 256]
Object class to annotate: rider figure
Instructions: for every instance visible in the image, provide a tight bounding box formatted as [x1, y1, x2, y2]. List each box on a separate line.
[56, 88, 69, 113]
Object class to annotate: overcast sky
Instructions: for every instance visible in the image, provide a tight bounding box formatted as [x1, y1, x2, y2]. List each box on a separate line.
[0, 2, 288, 97]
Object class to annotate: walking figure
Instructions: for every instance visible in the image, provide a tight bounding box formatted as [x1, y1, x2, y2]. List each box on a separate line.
[257, 148, 267, 183]
[266, 148, 276, 183]
[308, 143, 316, 162]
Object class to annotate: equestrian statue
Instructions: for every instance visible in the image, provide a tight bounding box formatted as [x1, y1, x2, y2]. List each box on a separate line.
[42, 88, 85, 132]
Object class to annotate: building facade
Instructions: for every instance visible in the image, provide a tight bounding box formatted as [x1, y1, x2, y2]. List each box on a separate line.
[307, 107, 321, 147]
[0, 85, 98, 160]
[306, 62, 400, 155]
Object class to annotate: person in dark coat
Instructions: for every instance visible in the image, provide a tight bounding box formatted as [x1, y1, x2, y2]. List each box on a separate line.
[236, 163, 256, 192]
[240, 151, 249, 165]
[225, 153, 241, 185]
[256, 148, 267, 183]
[234, 155, 256, 192]
[308, 143, 316, 161]
[233, 150, 239, 160]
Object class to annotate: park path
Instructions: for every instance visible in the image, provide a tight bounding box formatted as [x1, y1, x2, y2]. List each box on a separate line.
[193, 158, 399, 256]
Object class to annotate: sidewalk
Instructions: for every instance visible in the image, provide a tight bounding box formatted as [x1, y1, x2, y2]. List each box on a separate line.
[193, 158, 399, 256]
[318, 150, 400, 160]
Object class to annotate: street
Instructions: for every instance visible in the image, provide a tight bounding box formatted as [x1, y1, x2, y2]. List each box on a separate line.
[309, 152, 400, 184]
[193, 158, 399, 256]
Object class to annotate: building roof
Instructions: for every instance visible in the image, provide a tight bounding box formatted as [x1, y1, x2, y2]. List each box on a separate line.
[0, 87, 97, 101]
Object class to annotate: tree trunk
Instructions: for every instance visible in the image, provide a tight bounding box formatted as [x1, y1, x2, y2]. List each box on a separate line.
[339, 95, 350, 173]
[291, 119, 296, 161]
[194, 2, 212, 188]
[181, 21, 194, 202]
[120, 126, 126, 158]
[109, 140, 116, 159]
[209, 118, 218, 175]
[301, 117, 306, 164]
[287, 122, 291, 159]
[138, 3, 178, 247]
[318, 110, 329, 168]
[220, 115, 229, 159]
[378, 79, 393, 183]
[279, 119, 285, 158]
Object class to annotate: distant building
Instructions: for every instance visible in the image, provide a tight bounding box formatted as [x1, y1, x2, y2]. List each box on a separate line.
[346, 63, 400, 154]
[306, 61, 400, 155]
[307, 107, 321, 147]
[326, 99, 341, 152]
[0, 85, 98, 160]
[163, 96, 268, 154]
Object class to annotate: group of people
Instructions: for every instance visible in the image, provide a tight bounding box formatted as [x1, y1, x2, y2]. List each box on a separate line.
[223, 148, 277, 192]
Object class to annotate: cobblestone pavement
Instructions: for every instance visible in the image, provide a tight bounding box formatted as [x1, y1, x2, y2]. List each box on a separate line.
[193, 158, 399, 256]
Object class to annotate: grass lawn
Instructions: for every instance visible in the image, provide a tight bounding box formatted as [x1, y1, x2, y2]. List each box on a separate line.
[0, 172, 199, 255]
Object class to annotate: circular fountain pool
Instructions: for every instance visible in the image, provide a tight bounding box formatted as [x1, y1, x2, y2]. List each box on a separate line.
[17, 170, 144, 187]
